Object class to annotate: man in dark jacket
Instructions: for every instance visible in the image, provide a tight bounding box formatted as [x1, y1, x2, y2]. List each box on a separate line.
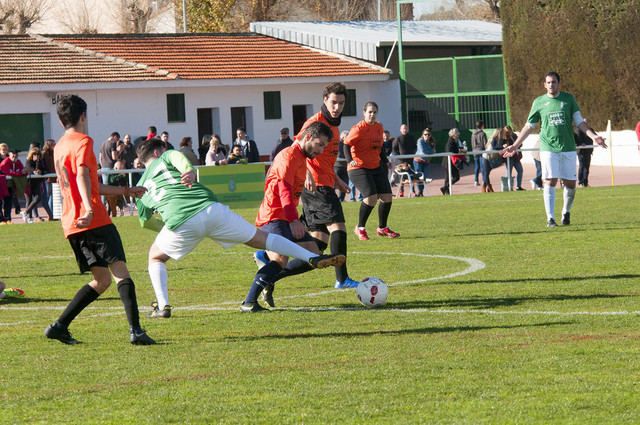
[234, 127, 261, 163]
[270, 127, 294, 161]
[392, 124, 416, 166]
[471, 120, 488, 187]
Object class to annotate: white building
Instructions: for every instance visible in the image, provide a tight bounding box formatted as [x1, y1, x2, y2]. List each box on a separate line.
[0, 33, 398, 157]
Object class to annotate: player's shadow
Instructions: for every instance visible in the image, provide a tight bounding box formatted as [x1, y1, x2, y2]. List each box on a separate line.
[441, 273, 640, 286]
[381, 293, 628, 310]
[225, 321, 573, 341]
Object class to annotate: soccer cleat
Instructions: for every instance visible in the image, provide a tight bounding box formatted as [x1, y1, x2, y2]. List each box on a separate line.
[334, 277, 360, 289]
[354, 226, 369, 241]
[261, 284, 275, 308]
[149, 304, 172, 319]
[562, 212, 571, 226]
[253, 250, 269, 269]
[3, 287, 24, 298]
[308, 254, 346, 269]
[130, 328, 156, 345]
[547, 218, 557, 228]
[376, 227, 400, 238]
[45, 322, 79, 345]
[240, 301, 269, 313]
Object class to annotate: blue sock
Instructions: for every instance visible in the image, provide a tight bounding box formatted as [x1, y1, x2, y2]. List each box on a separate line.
[244, 261, 282, 304]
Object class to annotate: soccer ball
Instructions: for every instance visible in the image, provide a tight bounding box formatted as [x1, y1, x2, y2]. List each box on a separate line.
[356, 277, 388, 308]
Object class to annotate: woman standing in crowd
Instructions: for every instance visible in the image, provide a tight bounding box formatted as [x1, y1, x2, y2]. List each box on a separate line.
[345, 101, 399, 240]
[481, 129, 503, 193]
[440, 128, 463, 195]
[501, 126, 526, 191]
[205, 135, 228, 166]
[179, 137, 199, 165]
[23, 147, 53, 222]
[0, 143, 9, 223]
[41, 139, 56, 216]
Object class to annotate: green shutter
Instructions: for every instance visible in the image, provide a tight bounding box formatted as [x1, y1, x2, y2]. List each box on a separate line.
[167, 94, 186, 123]
[263, 91, 282, 120]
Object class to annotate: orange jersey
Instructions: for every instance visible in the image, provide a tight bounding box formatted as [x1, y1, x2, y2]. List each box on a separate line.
[54, 131, 111, 237]
[256, 143, 306, 226]
[296, 112, 340, 188]
[345, 120, 384, 171]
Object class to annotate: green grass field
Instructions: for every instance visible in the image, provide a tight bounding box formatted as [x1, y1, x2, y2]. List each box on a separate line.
[1, 186, 639, 424]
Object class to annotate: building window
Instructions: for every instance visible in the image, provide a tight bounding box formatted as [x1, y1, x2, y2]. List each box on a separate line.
[263, 91, 282, 120]
[343, 89, 357, 116]
[167, 93, 186, 122]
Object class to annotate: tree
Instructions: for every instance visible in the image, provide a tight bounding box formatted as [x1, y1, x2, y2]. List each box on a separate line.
[502, 0, 640, 128]
[62, 0, 99, 34]
[175, 0, 238, 32]
[0, 0, 49, 34]
[116, 0, 173, 33]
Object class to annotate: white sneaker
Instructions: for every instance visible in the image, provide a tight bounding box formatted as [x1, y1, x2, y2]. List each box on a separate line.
[474, 181, 479, 187]
[21, 212, 32, 224]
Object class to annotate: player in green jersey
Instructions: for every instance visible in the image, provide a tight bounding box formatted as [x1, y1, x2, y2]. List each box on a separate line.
[135, 137, 345, 317]
[504, 71, 606, 227]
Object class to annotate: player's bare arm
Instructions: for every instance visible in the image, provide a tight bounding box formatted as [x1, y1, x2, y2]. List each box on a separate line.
[289, 219, 306, 240]
[180, 170, 196, 188]
[578, 121, 607, 149]
[304, 169, 316, 192]
[334, 176, 349, 193]
[75, 165, 94, 228]
[503, 123, 533, 157]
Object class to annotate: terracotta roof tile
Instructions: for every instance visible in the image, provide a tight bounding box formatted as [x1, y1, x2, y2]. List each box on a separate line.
[49, 33, 389, 80]
[0, 35, 172, 85]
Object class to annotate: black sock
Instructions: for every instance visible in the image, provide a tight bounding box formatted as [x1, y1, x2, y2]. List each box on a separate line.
[378, 201, 392, 228]
[57, 284, 100, 328]
[274, 259, 313, 282]
[117, 278, 141, 329]
[330, 230, 348, 283]
[311, 236, 328, 253]
[244, 261, 282, 303]
[358, 202, 374, 228]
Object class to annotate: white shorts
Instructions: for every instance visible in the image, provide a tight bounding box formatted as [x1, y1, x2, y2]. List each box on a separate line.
[154, 202, 257, 260]
[540, 151, 577, 181]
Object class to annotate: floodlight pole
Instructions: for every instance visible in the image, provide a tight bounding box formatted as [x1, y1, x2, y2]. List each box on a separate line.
[182, 0, 188, 32]
[396, 0, 408, 124]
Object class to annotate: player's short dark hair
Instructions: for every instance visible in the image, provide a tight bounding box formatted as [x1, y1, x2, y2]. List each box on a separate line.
[56, 95, 87, 129]
[148, 126, 157, 133]
[323, 82, 347, 99]
[111, 131, 120, 139]
[300, 121, 332, 141]
[475, 120, 484, 129]
[545, 71, 560, 82]
[136, 138, 165, 163]
[363, 101, 378, 111]
[236, 127, 246, 133]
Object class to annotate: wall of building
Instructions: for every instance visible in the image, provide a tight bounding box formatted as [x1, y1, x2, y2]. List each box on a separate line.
[0, 78, 401, 157]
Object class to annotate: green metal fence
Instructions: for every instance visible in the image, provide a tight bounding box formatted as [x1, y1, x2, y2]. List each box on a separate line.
[403, 54, 510, 133]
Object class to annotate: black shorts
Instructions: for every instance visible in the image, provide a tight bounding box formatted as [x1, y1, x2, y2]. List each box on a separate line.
[300, 186, 345, 232]
[348, 166, 392, 197]
[68, 224, 127, 273]
[259, 220, 314, 243]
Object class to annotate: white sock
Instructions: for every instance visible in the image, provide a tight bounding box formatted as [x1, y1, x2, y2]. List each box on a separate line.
[148, 261, 169, 309]
[543, 185, 555, 220]
[562, 187, 576, 215]
[265, 233, 314, 262]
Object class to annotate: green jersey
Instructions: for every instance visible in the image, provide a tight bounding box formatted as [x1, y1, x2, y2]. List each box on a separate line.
[527, 91, 580, 152]
[136, 150, 217, 231]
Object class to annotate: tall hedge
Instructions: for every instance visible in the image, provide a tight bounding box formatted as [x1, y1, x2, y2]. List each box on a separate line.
[502, 1, 640, 129]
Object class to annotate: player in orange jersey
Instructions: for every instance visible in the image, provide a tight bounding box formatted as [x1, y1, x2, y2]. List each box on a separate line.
[345, 101, 399, 240]
[43, 95, 154, 345]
